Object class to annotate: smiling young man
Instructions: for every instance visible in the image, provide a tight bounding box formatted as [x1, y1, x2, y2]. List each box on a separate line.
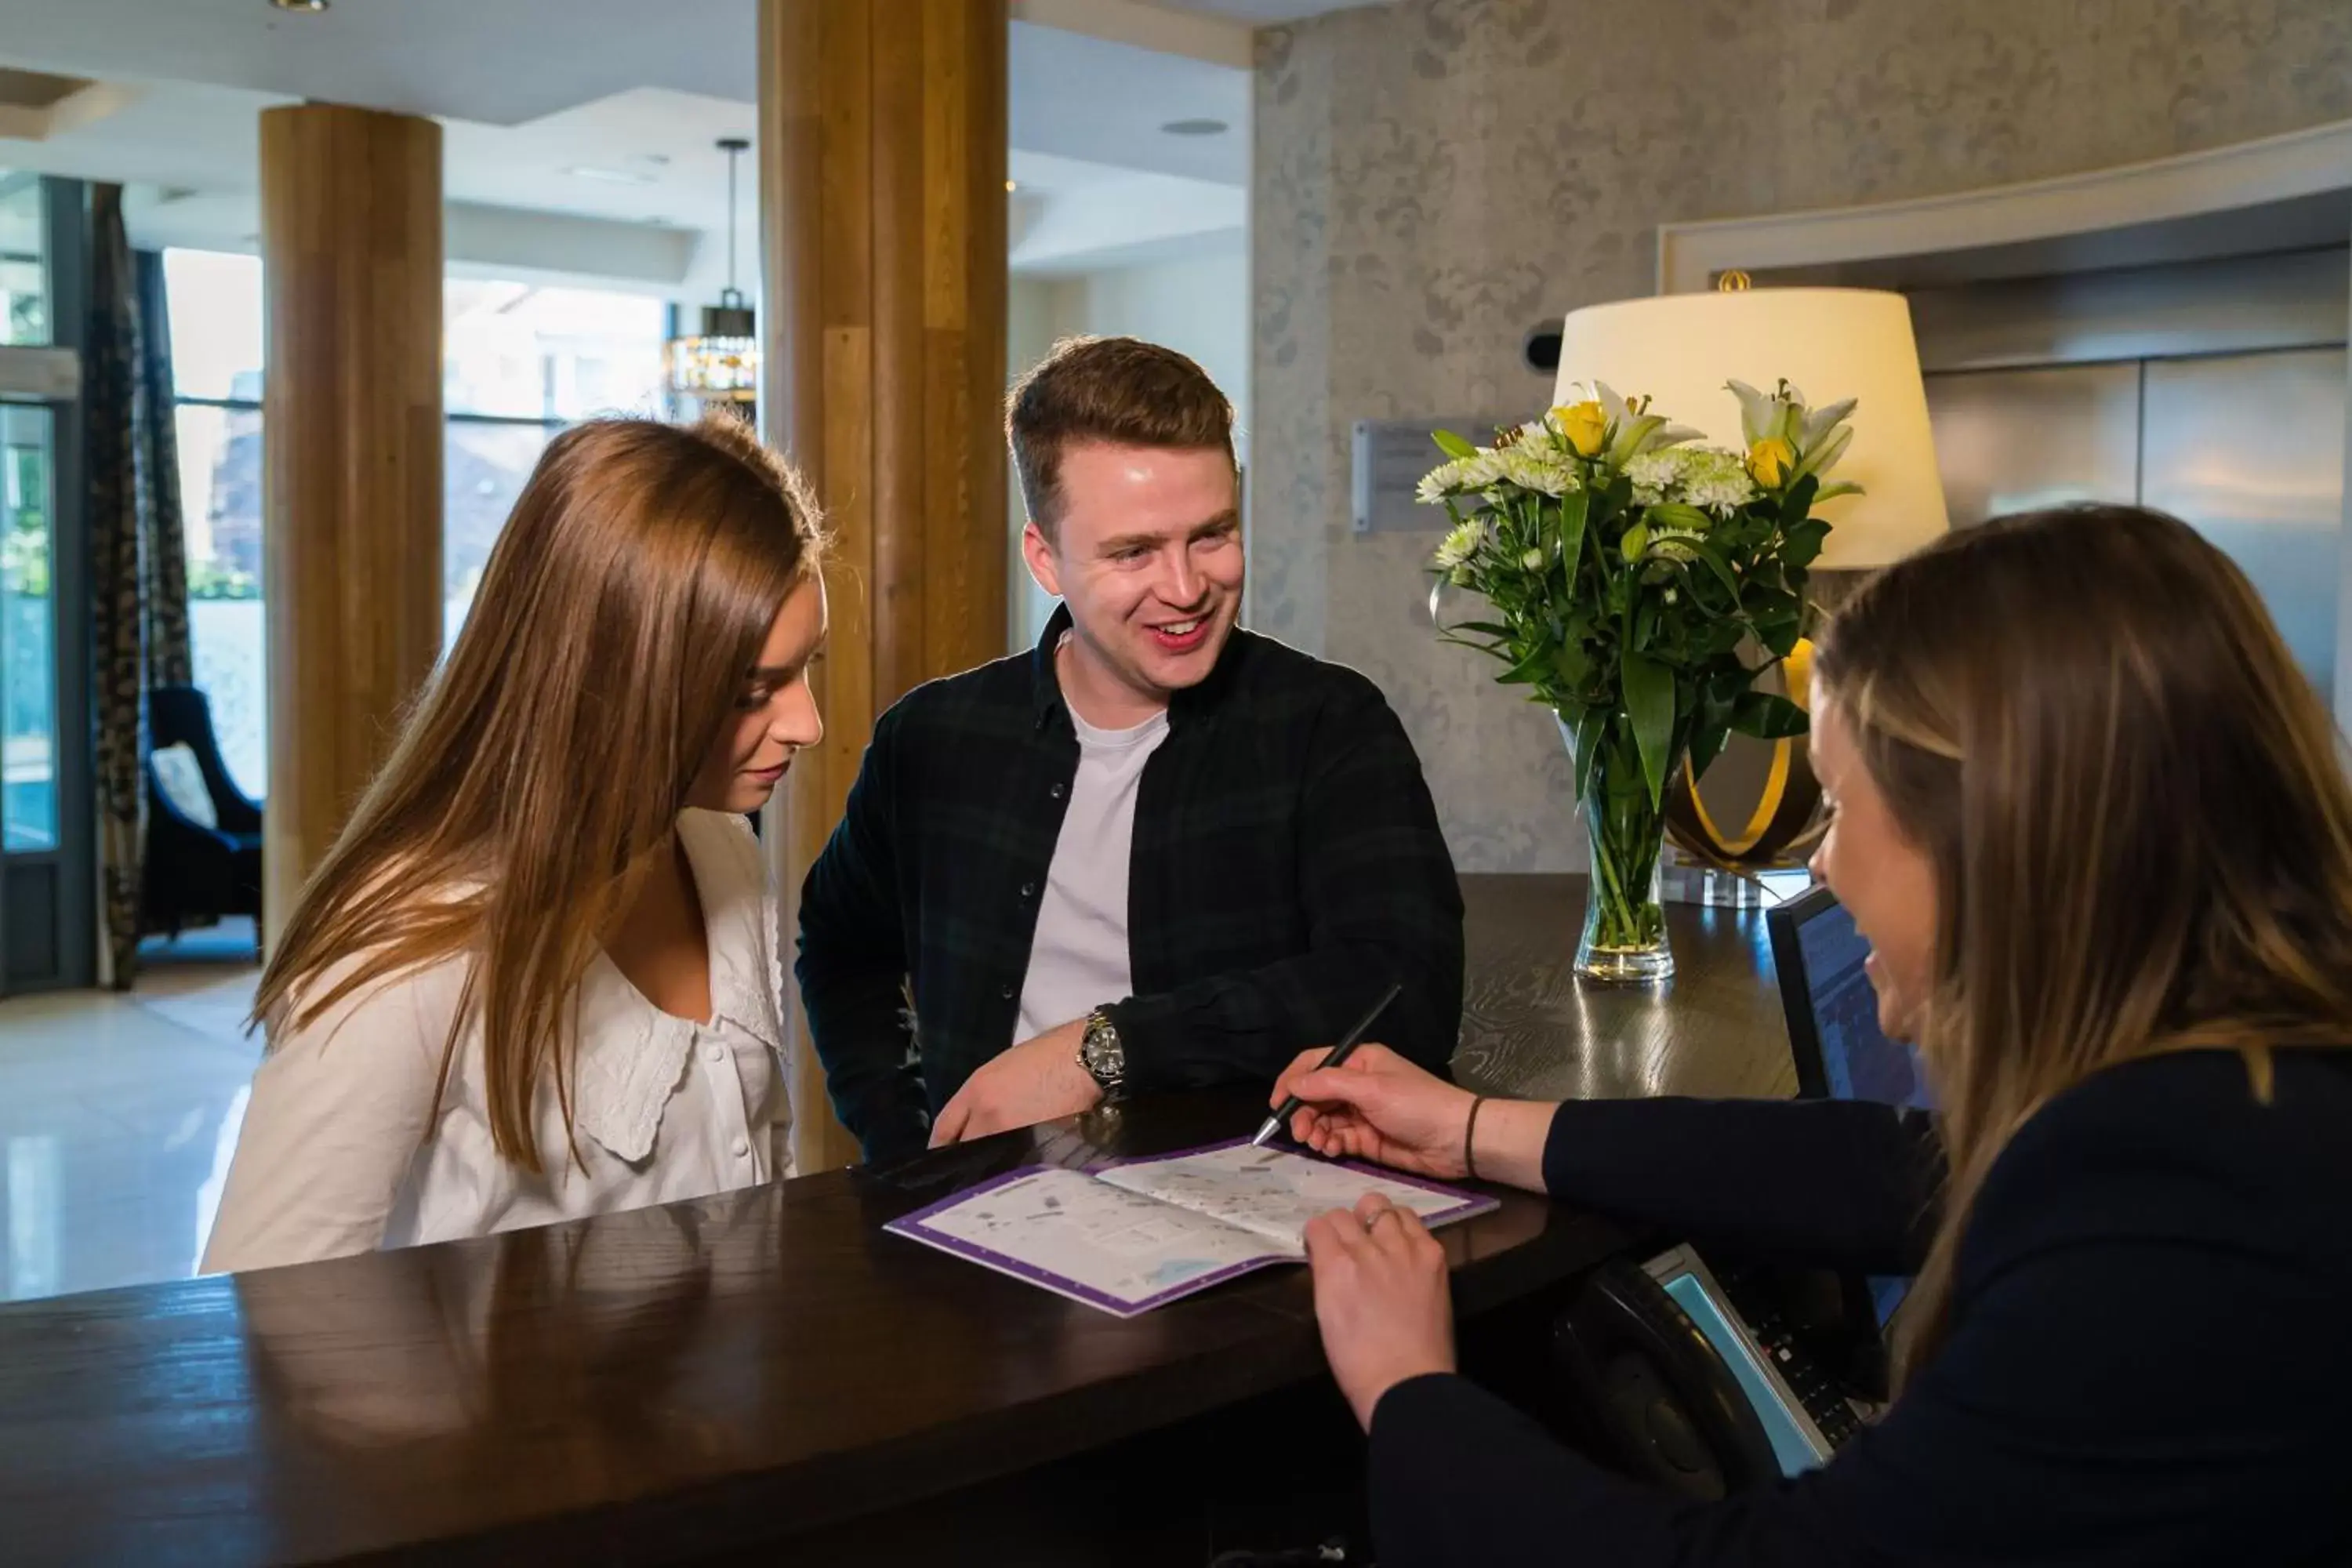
[796, 336, 1465, 1165]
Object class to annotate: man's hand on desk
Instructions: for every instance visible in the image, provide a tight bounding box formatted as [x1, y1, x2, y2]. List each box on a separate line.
[928, 1019, 1103, 1147]
[1304, 1192, 1457, 1431]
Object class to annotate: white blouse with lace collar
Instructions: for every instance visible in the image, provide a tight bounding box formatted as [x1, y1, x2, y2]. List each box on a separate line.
[201, 811, 793, 1276]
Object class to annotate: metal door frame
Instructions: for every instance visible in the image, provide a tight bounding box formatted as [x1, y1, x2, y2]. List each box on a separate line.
[0, 176, 93, 993]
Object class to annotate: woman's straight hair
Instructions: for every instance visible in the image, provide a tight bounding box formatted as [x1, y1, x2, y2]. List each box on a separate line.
[1811, 503, 2352, 1381]
[254, 413, 825, 1173]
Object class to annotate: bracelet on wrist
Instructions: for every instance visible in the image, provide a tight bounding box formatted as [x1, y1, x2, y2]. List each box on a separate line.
[1463, 1094, 1488, 1181]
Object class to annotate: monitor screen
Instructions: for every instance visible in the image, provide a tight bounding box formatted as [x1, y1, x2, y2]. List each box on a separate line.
[1795, 899, 1932, 1112]
[1790, 895, 1930, 1328]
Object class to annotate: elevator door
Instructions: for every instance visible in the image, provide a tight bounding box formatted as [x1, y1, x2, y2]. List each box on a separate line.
[1925, 347, 2345, 712]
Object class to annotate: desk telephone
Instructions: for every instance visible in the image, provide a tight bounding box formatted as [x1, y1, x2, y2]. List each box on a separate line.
[1552, 1246, 1877, 1497]
[1552, 884, 1926, 1496]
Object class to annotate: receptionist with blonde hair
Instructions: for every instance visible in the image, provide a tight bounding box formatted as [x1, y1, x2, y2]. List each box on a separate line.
[1277, 505, 2352, 1565]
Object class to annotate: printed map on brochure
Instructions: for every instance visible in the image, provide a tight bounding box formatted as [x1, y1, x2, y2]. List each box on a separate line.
[884, 1138, 1499, 1317]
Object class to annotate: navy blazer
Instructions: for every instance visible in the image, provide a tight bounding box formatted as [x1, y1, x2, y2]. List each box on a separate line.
[1370, 1048, 2352, 1566]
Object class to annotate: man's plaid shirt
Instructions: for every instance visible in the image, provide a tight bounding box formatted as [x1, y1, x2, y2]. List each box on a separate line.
[795, 605, 1465, 1165]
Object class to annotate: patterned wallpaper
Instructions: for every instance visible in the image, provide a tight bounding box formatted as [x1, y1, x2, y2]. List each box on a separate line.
[1250, 0, 2352, 872]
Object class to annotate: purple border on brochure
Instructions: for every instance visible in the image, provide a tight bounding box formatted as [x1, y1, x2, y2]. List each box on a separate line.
[883, 1140, 1500, 1318]
[884, 1167, 1283, 1317]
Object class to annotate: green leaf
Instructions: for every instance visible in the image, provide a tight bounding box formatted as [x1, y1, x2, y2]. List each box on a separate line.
[1778, 473, 1820, 528]
[1782, 517, 1831, 570]
[1566, 706, 1606, 800]
[1686, 723, 1729, 786]
[1432, 428, 1479, 461]
[1555, 488, 1591, 579]
[1496, 643, 1549, 684]
[1646, 503, 1714, 534]
[1747, 586, 1803, 658]
[1453, 620, 1515, 640]
[1621, 652, 1676, 811]
[1731, 691, 1809, 739]
[1587, 474, 1634, 532]
[1552, 640, 1592, 694]
[1682, 539, 1744, 606]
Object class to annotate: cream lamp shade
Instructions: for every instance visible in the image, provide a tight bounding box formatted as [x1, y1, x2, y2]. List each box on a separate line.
[1551, 287, 1947, 569]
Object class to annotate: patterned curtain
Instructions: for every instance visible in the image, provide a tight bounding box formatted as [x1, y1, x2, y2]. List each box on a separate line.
[136, 252, 191, 690]
[86, 185, 192, 988]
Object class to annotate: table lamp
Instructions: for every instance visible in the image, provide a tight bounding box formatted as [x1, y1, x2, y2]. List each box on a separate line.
[1551, 281, 1948, 883]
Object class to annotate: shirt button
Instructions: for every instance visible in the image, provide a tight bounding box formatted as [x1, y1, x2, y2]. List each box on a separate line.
[1048, 782, 1065, 800]
[732, 1138, 750, 1160]
[1000, 982, 1015, 1000]
[1020, 880, 1037, 899]
[706, 1044, 724, 1064]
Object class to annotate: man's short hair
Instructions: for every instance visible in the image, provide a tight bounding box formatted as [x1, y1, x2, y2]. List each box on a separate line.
[1006, 336, 1236, 542]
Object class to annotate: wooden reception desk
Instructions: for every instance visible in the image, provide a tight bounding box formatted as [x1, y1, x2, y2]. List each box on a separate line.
[0, 877, 1794, 1566]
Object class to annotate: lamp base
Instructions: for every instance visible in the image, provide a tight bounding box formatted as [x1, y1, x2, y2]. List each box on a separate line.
[1659, 852, 1814, 908]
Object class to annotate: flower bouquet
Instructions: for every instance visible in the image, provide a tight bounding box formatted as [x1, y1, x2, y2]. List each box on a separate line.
[1421, 380, 1860, 981]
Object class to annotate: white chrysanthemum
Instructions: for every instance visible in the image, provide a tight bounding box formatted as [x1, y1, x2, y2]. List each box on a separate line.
[1672, 448, 1759, 515]
[1459, 449, 1510, 492]
[1416, 456, 1476, 504]
[1499, 448, 1580, 497]
[1432, 517, 1487, 572]
[1520, 546, 1545, 571]
[1625, 448, 1687, 505]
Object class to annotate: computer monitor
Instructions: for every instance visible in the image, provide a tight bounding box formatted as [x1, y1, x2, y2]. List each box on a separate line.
[1766, 883, 1933, 1329]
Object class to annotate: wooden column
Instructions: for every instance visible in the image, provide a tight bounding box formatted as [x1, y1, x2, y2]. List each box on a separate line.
[258, 105, 444, 950]
[760, 0, 1010, 1173]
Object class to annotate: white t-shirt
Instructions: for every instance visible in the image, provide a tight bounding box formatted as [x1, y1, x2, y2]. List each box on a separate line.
[201, 810, 791, 1275]
[1013, 699, 1171, 1044]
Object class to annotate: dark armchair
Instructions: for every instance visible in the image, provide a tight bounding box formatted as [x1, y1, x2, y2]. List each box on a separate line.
[143, 684, 263, 942]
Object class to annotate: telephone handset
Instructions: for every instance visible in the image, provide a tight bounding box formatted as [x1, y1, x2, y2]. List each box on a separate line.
[1551, 1245, 1858, 1499]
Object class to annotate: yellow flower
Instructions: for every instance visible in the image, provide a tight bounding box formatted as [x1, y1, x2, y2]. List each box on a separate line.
[1784, 637, 1816, 713]
[1552, 401, 1609, 458]
[1746, 437, 1795, 488]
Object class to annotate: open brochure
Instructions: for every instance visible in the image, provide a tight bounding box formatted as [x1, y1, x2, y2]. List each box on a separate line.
[884, 1137, 1499, 1317]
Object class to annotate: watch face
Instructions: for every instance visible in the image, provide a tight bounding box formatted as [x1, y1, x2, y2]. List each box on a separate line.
[1083, 1018, 1123, 1083]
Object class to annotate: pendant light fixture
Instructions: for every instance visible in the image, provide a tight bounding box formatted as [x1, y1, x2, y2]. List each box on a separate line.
[665, 136, 758, 403]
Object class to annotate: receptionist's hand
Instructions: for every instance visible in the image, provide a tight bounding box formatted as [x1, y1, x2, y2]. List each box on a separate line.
[929, 1020, 1103, 1148]
[1272, 1043, 1478, 1180]
[1304, 1191, 1455, 1431]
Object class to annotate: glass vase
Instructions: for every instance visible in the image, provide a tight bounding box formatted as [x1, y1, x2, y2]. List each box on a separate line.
[1560, 711, 1677, 983]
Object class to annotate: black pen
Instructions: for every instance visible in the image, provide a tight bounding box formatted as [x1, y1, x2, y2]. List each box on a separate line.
[1250, 980, 1403, 1149]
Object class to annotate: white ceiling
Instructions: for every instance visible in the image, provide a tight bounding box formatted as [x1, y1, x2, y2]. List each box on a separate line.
[0, 0, 1256, 288]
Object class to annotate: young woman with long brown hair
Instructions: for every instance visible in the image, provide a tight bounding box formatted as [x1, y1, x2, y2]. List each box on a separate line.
[203, 414, 826, 1274]
[1270, 504, 2352, 1564]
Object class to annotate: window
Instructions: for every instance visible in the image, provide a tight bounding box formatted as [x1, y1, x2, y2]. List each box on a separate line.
[162, 252, 673, 800]
[0, 172, 45, 347]
[441, 278, 667, 629]
[167, 249, 267, 800]
[2, 404, 56, 851]
[3, 172, 56, 851]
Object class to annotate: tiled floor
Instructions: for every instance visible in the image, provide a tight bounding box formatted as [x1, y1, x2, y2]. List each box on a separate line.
[0, 954, 261, 1305]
